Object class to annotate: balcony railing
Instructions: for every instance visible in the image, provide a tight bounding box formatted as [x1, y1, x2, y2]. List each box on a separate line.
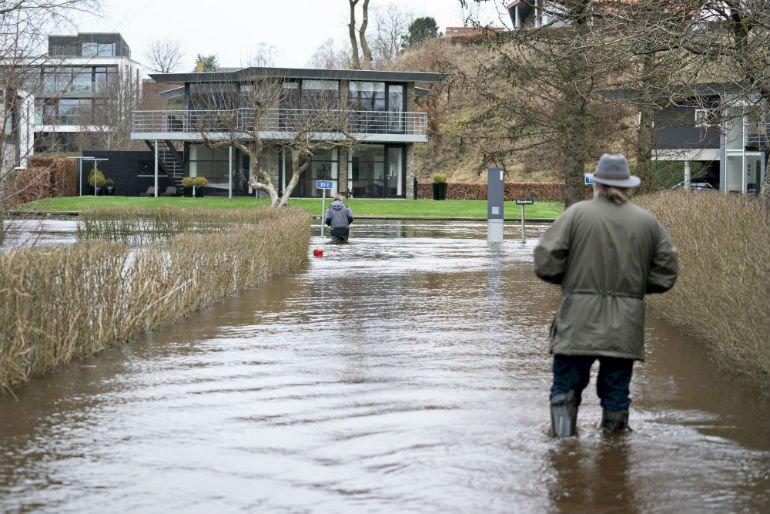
[746, 122, 770, 146]
[131, 108, 428, 138]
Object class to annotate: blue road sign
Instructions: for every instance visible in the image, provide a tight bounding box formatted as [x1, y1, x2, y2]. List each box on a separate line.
[316, 180, 334, 190]
[584, 175, 594, 185]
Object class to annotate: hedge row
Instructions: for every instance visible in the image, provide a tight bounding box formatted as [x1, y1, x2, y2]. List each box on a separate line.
[417, 182, 591, 201]
[2, 157, 77, 207]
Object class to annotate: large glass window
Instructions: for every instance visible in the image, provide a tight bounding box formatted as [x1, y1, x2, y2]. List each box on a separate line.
[189, 145, 230, 190]
[301, 80, 339, 109]
[349, 81, 386, 111]
[82, 42, 116, 57]
[388, 84, 404, 133]
[386, 146, 404, 197]
[57, 99, 79, 124]
[56, 99, 91, 124]
[94, 66, 117, 92]
[349, 144, 385, 197]
[349, 144, 404, 198]
[72, 68, 93, 93]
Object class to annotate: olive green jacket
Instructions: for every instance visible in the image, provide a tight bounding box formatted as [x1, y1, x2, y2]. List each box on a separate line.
[534, 196, 678, 361]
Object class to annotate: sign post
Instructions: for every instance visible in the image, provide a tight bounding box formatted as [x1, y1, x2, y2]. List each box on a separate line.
[487, 168, 505, 243]
[316, 180, 334, 238]
[515, 199, 534, 244]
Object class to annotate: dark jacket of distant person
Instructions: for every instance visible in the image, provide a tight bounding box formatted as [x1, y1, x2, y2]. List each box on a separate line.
[325, 199, 354, 229]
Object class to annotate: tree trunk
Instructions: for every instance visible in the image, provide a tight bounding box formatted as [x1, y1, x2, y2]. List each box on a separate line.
[348, 0, 361, 69]
[359, 0, 372, 69]
[249, 159, 278, 207]
[277, 150, 309, 207]
[635, 54, 655, 193]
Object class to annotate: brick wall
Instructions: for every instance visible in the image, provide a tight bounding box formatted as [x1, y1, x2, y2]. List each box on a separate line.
[416, 182, 592, 201]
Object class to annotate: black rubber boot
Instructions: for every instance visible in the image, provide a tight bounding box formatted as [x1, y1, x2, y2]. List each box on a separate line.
[550, 390, 578, 438]
[601, 409, 631, 435]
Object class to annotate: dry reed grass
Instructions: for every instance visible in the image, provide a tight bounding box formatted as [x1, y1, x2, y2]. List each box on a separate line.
[0, 209, 309, 392]
[77, 206, 288, 243]
[636, 191, 770, 385]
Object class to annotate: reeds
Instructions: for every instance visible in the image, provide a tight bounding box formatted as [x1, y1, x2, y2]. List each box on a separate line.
[0, 209, 309, 392]
[77, 206, 289, 243]
[636, 191, 770, 385]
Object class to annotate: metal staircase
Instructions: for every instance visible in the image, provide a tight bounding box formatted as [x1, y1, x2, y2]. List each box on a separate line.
[146, 140, 185, 187]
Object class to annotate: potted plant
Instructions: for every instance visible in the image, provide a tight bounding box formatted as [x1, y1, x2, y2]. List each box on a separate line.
[183, 176, 208, 197]
[104, 178, 116, 196]
[88, 168, 107, 195]
[432, 173, 448, 201]
[182, 176, 195, 197]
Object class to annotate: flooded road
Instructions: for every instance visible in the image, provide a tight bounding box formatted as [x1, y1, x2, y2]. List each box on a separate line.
[1, 221, 769, 513]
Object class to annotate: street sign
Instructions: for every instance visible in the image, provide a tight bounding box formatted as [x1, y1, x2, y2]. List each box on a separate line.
[316, 180, 334, 190]
[584, 175, 594, 185]
[515, 199, 534, 206]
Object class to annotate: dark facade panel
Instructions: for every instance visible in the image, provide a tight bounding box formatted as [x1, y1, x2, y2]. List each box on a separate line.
[652, 103, 721, 149]
[652, 127, 721, 150]
[48, 33, 131, 58]
[82, 150, 173, 195]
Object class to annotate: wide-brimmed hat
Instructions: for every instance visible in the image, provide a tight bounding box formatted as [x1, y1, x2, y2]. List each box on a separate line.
[585, 154, 640, 188]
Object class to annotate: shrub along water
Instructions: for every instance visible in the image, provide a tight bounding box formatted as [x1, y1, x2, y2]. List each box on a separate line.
[0, 209, 309, 392]
[636, 191, 770, 385]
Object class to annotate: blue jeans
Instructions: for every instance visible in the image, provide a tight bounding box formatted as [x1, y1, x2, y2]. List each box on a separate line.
[550, 355, 634, 411]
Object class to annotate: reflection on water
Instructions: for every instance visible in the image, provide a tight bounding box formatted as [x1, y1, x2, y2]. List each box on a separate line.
[1, 221, 768, 513]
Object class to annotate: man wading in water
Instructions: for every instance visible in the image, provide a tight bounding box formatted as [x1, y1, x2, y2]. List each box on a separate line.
[324, 193, 354, 243]
[534, 154, 678, 438]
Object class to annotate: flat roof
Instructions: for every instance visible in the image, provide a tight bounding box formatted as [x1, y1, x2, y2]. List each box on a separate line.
[150, 66, 446, 84]
[603, 82, 745, 101]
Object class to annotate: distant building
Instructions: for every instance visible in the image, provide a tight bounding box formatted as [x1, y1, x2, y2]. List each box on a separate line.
[130, 67, 444, 198]
[606, 83, 766, 195]
[21, 33, 142, 153]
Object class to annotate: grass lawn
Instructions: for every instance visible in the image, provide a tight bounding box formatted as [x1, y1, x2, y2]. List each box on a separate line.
[20, 196, 564, 220]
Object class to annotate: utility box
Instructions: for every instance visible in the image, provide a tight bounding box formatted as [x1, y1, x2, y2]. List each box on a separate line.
[487, 167, 505, 243]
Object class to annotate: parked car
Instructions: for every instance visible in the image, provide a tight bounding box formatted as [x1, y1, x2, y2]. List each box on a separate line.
[672, 178, 716, 191]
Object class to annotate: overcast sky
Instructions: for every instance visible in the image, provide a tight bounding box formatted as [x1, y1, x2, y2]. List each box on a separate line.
[71, 0, 505, 72]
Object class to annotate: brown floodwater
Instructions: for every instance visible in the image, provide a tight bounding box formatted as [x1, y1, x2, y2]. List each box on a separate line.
[1, 220, 769, 513]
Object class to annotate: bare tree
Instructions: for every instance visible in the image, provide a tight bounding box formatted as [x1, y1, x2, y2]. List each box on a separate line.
[308, 38, 351, 69]
[457, 0, 632, 206]
[145, 39, 184, 74]
[244, 42, 280, 68]
[192, 78, 356, 207]
[371, 2, 413, 66]
[0, 0, 98, 212]
[85, 66, 141, 150]
[347, 0, 373, 69]
[679, 1, 770, 206]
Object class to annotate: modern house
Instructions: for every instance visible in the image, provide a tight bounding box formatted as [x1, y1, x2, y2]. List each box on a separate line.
[21, 33, 142, 153]
[130, 67, 444, 198]
[607, 84, 766, 195]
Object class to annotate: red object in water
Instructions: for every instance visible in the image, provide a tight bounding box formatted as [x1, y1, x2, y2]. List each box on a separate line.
[313, 247, 324, 258]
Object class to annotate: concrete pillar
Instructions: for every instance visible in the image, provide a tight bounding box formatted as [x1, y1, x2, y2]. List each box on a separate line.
[228, 145, 233, 199]
[405, 144, 416, 199]
[338, 148, 349, 196]
[154, 140, 159, 198]
[488, 167, 505, 243]
[684, 160, 691, 189]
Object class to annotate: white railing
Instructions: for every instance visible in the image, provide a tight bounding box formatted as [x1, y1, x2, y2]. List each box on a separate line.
[132, 108, 428, 137]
